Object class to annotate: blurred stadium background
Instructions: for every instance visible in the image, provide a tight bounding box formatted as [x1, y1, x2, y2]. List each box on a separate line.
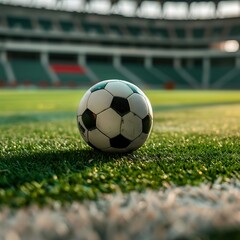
[0, 0, 240, 89]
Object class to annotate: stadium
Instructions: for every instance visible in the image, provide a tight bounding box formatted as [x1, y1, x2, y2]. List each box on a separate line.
[0, 0, 239, 239]
[1, 0, 240, 89]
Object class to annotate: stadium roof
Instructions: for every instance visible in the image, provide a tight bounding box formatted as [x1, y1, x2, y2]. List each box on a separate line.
[0, 0, 239, 19]
[98, 0, 227, 3]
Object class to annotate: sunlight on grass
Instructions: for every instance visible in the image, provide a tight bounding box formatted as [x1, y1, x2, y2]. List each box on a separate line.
[0, 90, 239, 207]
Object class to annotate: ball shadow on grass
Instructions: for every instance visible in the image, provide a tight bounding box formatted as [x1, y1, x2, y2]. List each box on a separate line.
[0, 148, 127, 188]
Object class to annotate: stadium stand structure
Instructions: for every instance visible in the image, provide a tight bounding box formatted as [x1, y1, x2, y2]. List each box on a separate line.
[10, 59, 51, 86]
[50, 64, 92, 87]
[0, 2, 239, 89]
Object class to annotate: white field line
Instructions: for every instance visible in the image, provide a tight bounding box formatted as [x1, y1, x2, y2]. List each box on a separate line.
[0, 179, 239, 240]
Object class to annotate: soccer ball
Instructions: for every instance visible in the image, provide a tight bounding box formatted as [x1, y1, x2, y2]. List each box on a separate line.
[77, 80, 153, 153]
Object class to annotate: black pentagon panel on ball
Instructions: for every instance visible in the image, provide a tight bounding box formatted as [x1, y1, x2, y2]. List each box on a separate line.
[82, 109, 97, 131]
[110, 134, 131, 148]
[90, 82, 108, 92]
[142, 115, 152, 134]
[111, 97, 130, 116]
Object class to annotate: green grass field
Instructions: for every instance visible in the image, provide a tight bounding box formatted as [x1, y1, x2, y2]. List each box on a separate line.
[0, 90, 240, 207]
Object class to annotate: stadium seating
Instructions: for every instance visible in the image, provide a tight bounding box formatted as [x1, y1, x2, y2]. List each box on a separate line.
[192, 27, 205, 39]
[209, 66, 233, 85]
[59, 20, 75, 32]
[50, 64, 91, 87]
[212, 26, 223, 38]
[185, 67, 203, 84]
[7, 16, 32, 30]
[88, 62, 130, 82]
[229, 25, 240, 37]
[154, 65, 190, 88]
[223, 69, 240, 89]
[81, 21, 104, 34]
[56, 73, 91, 86]
[150, 27, 168, 38]
[0, 63, 8, 86]
[38, 19, 53, 31]
[3, 12, 240, 43]
[175, 28, 186, 39]
[108, 24, 122, 36]
[10, 60, 52, 86]
[1, 4, 240, 89]
[122, 63, 162, 85]
[127, 25, 142, 37]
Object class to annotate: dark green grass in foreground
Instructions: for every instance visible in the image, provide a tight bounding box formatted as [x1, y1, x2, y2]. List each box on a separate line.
[0, 90, 240, 207]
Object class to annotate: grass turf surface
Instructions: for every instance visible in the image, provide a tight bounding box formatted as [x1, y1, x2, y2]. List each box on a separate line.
[0, 90, 240, 207]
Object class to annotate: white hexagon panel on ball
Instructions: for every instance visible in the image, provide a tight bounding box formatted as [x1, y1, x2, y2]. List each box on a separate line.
[97, 108, 122, 138]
